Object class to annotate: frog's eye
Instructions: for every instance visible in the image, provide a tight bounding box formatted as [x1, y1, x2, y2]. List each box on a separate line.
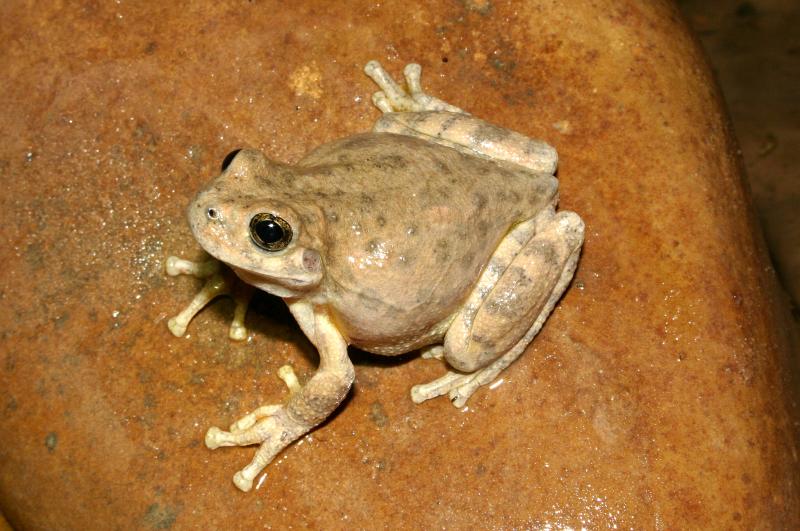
[249, 213, 293, 251]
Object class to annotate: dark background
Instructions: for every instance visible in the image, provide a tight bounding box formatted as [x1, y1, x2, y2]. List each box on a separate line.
[679, 0, 799, 313]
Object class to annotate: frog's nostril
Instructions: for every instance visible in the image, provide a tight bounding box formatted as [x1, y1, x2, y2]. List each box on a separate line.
[206, 207, 219, 220]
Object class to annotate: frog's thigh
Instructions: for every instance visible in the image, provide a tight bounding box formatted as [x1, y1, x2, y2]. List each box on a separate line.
[374, 112, 557, 174]
[444, 210, 584, 373]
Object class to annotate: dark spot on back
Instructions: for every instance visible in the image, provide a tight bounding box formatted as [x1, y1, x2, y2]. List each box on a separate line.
[434, 239, 451, 264]
[360, 192, 374, 205]
[385, 154, 408, 169]
[435, 159, 452, 174]
[370, 154, 409, 171]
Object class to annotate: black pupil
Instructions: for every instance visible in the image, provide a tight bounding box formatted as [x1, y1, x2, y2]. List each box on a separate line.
[254, 219, 284, 244]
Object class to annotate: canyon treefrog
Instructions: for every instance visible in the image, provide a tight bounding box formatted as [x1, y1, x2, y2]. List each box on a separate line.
[167, 60, 584, 491]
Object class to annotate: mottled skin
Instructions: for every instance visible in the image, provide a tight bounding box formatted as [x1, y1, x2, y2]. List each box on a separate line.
[167, 61, 584, 491]
[197, 135, 558, 354]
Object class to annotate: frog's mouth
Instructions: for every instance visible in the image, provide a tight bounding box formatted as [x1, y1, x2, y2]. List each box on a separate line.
[228, 247, 323, 297]
[230, 267, 315, 299]
[233, 266, 315, 289]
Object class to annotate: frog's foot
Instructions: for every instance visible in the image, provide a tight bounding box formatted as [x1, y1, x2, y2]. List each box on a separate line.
[166, 256, 253, 341]
[205, 365, 307, 492]
[411, 348, 516, 408]
[364, 60, 463, 114]
[420, 345, 444, 360]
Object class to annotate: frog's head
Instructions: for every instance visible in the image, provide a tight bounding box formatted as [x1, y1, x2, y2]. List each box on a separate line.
[187, 149, 324, 298]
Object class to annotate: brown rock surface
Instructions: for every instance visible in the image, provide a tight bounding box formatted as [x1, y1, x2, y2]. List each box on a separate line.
[1, 0, 797, 528]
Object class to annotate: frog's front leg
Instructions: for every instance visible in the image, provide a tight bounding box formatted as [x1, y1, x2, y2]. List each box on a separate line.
[165, 256, 253, 340]
[204, 302, 354, 492]
[412, 207, 584, 407]
[364, 60, 557, 174]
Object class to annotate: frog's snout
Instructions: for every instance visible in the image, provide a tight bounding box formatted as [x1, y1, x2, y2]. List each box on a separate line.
[187, 193, 234, 247]
[191, 188, 221, 218]
[189, 197, 219, 227]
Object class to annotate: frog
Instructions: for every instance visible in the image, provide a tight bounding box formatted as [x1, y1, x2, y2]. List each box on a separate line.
[166, 60, 584, 492]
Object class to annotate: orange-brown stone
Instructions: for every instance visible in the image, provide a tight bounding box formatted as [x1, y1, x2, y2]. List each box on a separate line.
[1, 1, 797, 528]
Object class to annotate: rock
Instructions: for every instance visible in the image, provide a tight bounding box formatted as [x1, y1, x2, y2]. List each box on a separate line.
[0, 1, 797, 528]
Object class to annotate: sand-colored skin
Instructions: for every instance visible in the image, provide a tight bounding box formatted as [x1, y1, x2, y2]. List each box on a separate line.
[0, 0, 797, 528]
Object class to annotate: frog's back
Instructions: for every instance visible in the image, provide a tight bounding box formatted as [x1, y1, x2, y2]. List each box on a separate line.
[295, 133, 558, 353]
[300, 133, 552, 196]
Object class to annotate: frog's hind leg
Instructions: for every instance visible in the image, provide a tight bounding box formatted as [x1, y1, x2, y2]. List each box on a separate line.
[413, 338, 531, 409]
[411, 209, 584, 407]
[364, 60, 464, 113]
[364, 60, 557, 174]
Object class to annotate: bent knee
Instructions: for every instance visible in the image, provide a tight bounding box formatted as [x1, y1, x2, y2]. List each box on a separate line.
[444, 339, 498, 373]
